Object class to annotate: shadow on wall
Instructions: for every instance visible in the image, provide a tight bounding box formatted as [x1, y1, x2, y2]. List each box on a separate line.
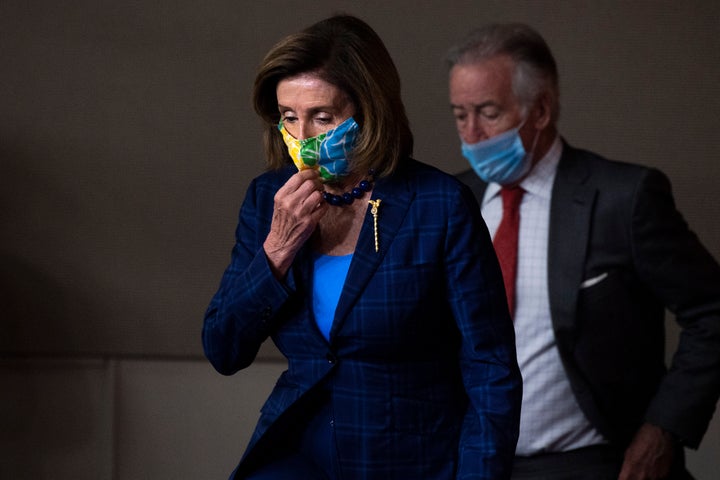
[0, 253, 71, 353]
[1, 147, 114, 478]
[0, 142, 109, 355]
[0, 356, 112, 479]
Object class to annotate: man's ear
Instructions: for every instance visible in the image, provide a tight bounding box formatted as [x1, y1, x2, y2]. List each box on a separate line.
[532, 92, 553, 130]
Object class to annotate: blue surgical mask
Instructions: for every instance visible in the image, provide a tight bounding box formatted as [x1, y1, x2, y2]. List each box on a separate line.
[461, 123, 535, 185]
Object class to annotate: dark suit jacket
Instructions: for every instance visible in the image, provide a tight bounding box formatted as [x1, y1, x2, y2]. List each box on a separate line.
[203, 159, 522, 479]
[457, 141, 720, 450]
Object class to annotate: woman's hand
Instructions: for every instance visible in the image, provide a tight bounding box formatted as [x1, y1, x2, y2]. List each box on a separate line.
[263, 169, 328, 278]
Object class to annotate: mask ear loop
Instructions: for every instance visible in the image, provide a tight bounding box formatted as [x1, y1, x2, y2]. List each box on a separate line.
[516, 110, 541, 158]
[513, 115, 542, 185]
[528, 127, 541, 157]
[518, 98, 546, 156]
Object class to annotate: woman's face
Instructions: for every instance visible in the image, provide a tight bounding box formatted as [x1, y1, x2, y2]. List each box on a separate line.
[276, 73, 355, 140]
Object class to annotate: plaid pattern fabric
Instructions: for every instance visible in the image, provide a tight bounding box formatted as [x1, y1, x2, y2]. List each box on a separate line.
[203, 159, 521, 480]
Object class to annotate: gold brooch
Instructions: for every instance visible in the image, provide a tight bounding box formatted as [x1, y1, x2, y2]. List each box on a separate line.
[368, 199, 382, 252]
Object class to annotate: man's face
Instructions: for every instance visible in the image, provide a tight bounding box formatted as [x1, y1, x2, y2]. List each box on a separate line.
[449, 55, 526, 144]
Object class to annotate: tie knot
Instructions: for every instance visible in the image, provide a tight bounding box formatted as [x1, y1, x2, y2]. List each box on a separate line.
[500, 186, 524, 211]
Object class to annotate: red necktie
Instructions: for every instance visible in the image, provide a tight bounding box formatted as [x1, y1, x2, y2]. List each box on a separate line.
[493, 186, 524, 318]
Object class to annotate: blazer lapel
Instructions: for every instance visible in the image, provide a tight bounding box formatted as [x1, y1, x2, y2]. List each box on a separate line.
[457, 169, 487, 206]
[330, 175, 414, 338]
[547, 143, 596, 346]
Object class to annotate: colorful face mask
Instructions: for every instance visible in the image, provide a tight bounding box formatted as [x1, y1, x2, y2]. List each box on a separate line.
[278, 116, 359, 182]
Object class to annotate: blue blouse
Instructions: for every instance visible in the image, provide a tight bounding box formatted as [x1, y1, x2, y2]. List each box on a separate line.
[312, 253, 353, 341]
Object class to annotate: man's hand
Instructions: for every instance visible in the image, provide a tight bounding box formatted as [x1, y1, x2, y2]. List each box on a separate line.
[618, 423, 676, 480]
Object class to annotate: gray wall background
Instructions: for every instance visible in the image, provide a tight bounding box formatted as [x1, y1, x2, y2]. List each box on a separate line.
[1, 1, 718, 478]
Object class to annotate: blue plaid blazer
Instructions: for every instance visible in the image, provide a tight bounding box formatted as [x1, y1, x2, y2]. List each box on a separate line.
[203, 159, 522, 479]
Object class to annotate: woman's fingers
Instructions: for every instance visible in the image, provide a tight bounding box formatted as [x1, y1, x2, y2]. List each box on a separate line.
[263, 169, 327, 277]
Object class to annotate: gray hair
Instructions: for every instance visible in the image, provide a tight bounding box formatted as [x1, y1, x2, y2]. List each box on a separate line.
[445, 23, 560, 123]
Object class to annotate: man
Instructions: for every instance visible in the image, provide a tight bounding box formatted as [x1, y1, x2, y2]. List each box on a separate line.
[447, 23, 720, 479]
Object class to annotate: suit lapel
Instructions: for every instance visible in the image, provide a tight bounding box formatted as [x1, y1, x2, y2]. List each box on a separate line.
[547, 144, 596, 345]
[458, 146, 596, 350]
[330, 175, 414, 339]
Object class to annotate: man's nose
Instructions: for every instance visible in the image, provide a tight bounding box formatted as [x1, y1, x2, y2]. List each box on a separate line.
[463, 114, 487, 143]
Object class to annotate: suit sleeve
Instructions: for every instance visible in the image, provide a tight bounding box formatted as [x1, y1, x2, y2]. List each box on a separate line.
[202, 178, 293, 376]
[631, 168, 720, 448]
[444, 183, 522, 479]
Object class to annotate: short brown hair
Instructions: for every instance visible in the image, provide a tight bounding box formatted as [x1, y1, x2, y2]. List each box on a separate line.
[253, 15, 413, 178]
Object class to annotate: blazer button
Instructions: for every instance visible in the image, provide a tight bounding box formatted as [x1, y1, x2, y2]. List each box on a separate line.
[261, 306, 272, 320]
[325, 352, 337, 364]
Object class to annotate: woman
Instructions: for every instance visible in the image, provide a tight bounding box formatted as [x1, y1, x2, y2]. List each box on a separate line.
[202, 14, 521, 480]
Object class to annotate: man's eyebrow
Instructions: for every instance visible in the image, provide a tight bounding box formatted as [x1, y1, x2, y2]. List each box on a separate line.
[450, 101, 498, 110]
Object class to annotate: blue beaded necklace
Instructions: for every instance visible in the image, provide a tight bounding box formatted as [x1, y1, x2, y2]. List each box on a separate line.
[322, 169, 375, 206]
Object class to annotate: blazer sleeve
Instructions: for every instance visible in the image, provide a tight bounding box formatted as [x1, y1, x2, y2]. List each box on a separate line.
[445, 183, 523, 479]
[631, 168, 720, 448]
[202, 177, 294, 376]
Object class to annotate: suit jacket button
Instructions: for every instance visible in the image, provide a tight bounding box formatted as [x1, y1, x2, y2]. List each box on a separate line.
[326, 353, 336, 364]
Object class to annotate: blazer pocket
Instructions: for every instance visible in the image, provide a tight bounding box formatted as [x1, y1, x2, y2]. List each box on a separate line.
[576, 270, 629, 307]
[579, 272, 608, 289]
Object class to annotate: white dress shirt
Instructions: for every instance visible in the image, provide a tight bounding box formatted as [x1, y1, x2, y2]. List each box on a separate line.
[482, 136, 607, 455]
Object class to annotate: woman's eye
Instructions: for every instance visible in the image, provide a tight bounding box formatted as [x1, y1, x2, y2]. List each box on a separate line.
[280, 112, 297, 123]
